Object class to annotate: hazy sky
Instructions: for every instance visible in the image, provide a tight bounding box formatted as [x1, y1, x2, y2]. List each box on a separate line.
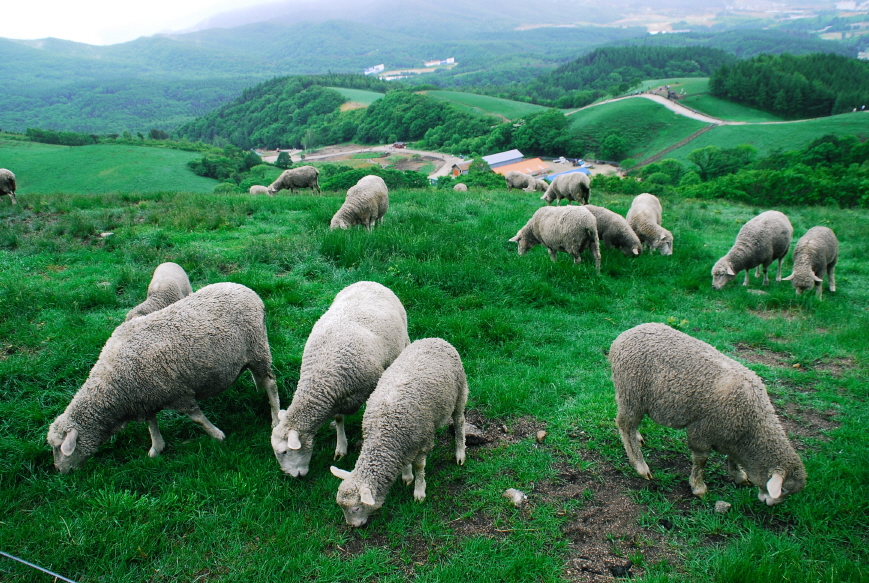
[1, 0, 273, 45]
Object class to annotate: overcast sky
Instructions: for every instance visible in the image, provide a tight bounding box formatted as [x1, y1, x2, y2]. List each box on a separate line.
[1, 0, 273, 45]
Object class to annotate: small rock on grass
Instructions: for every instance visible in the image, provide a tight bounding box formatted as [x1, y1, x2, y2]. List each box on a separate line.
[463, 422, 488, 446]
[715, 500, 732, 514]
[536, 430, 547, 443]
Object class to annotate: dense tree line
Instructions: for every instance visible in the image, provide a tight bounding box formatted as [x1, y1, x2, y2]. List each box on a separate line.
[709, 53, 869, 119]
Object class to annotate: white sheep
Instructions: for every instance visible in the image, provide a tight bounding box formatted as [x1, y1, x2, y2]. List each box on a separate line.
[453, 183, 468, 192]
[0, 168, 17, 205]
[47, 282, 281, 473]
[271, 281, 410, 478]
[584, 204, 642, 257]
[124, 262, 193, 321]
[540, 172, 590, 205]
[509, 206, 601, 272]
[267, 165, 320, 196]
[610, 323, 806, 505]
[783, 226, 838, 298]
[249, 185, 269, 195]
[626, 193, 673, 255]
[330, 337, 468, 527]
[330, 175, 389, 230]
[712, 210, 793, 289]
[505, 171, 548, 193]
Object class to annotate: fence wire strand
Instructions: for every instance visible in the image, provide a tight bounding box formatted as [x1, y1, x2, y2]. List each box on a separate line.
[1, 551, 80, 583]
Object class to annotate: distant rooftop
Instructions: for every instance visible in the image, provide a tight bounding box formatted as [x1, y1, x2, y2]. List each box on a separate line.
[482, 149, 523, 167]
[493, 158, 548, 176]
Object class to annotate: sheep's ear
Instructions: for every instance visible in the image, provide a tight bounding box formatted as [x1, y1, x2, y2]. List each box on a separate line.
[725, 265, 735, 276]
[508, 234, 519, 243]
[277, 409, 287, 421]
[767, 472, 784, 499]
[812, 274, 823, 283]
[330, 466, 352, 480]
[61, 428, 78, 456]
[633, 248, 640, 255]
[287, 430, 302, 450]
[660, 233, 667, 240]
[360, 485, 376, 506]
[782, 273, 795, 281]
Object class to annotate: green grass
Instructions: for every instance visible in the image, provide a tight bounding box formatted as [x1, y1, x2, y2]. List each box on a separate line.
[567, 98, 707, 160]
[639, 78, 783, 122]
[425, 91, 549, 121]
[0, 139, 218, 194]
[330, 87, 385, 107]
[665, 111, 869, 163]
[1, 189, 867, 582]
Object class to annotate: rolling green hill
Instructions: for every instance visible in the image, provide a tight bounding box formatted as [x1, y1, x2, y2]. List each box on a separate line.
[641, 78, 783, 122]
[0, 139, 218, 194]
[424, 91, 548, 121]
[331, 88, 385, 107]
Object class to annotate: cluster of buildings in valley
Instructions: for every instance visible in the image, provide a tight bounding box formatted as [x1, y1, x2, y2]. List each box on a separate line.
[448, 149, 591, 183]
[363, 57, 457, 81]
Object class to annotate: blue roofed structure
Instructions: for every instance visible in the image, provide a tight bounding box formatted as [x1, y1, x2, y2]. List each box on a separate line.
[544, 168, 591, 182]
[482, 149, 523, 169]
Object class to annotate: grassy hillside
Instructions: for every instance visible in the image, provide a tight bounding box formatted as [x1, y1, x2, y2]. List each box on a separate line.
[331, 88, 385, 107]
[640, 78, 783, 122]
[567, 98, 708, 160]
[0, 139, 218, 194]
[425, 91, 549, 120]
[665, 111, 869, 162]
[1, 188, 866, 582]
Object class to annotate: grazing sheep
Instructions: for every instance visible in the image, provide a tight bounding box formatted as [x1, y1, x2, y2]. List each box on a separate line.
[271, 281, 410, 478]
[584, 205, 642, 257]
[783, 226, 838, 298]
[610, 323, 806, 505]
[626, 193, 673, 255]
[540, 172, 590, 205]
[330, 338, 468, 527]
[505, 171, 548, 192]
[249, 185, 269, 195]
[0, 168, 17, 205]
[711, 210, 793, 290]
[330, 175, 389, 230]
[509, 206, 601, 272]
[267, 165, 320, 196]
[125, 262, 193, 321]
[453, 183, 468, 192]
[47, 283, 281, 473]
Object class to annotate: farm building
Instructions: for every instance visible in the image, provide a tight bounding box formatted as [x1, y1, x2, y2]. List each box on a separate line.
[451, 161, 472, 177]
[492, 158, 549, 177]
[482, 149, 524, 169]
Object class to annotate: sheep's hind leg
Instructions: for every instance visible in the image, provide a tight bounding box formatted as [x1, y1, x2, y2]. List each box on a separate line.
[186, 405, 225, 441]
[402, 463, 414, 485]
[252, 370, 281, 427]
[828, 264, 836, 292]
[775, 257, 784, 281]
[334, 414, 348, 460]
[548, 248, 559, 262]
[147, 415, 165, 458]
[743, 270, 750, 286]
[762, 262, 771, 286]
[616, 411, 651, 479]
[687, 427, 711, 496]
[412, 453, 428, 501]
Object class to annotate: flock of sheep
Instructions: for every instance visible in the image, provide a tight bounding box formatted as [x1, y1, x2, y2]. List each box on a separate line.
[19, 162, 841, 528]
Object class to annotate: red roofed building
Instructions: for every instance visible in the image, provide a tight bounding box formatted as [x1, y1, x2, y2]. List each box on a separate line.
[492, 158, 549, 177]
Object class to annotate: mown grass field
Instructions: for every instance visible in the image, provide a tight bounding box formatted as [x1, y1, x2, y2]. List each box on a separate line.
[665, 111, 869, 163]
[425, 91, 549, 121]
[1, 187, 866, 582]
[567, 99, 707, 161]
[330, 88, 385, 107]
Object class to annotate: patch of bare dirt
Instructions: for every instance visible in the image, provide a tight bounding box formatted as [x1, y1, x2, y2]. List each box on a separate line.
[390, 156, 440, 172]
[777, 403, 839, 447]
[809, 357, 856, 377]
[732, 343, 793, 368]
[748, 308, 801, 321]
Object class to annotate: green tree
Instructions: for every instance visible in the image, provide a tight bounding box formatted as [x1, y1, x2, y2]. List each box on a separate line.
[276, 151, 292, 169]
[600, 132, 628, 161]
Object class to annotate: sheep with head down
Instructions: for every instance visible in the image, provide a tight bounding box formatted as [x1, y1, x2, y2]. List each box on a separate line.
[540, 172, 590, 205]
[0, 168, 17, 205]
[509, 206, 600, 272]
[330, 175, 389, 230]
[783, 226, 838, 298]
[125, 262, 192, 321]
[584, 204, 642, 257]
[626, 193, 673, 255]
[712, 210, 792, 289]
[267, 165, 320, 196]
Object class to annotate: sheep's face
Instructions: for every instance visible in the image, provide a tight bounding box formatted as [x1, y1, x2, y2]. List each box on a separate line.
[789, 272, 819, 295]
[653, 233, 673, 256]
[711, 259, 736, 290]
[509, 228, 536, 256]
[331, 468, 381, 527]
[756, 467, 806, 506]
[47, 417, 90, 474]
[271, 424, 314, 478]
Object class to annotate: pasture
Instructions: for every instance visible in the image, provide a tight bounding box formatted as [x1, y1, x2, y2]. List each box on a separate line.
[331, 88, 385, 108]
[424, 91, 550, 121]
[0, 188, 866, 582]
[0, 138, 219, 194]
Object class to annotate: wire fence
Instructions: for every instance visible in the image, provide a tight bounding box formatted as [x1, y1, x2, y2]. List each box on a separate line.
[1, 551, 80, 583]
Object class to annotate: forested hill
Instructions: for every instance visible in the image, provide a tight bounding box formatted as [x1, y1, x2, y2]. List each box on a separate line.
[710, 53, 869, 119]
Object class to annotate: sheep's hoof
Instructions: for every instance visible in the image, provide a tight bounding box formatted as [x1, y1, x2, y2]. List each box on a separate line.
[691, 484, 708, 497]
[148, 447, 162, 458]
[334, 451, 345, 461]
[414, 491, 426, 502]
[456, 453, 466, 466]
[403, 477, 414, 486]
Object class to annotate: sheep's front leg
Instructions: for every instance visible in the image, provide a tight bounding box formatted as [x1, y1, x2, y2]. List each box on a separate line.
[743, 270, 750, 286]
[412, 453, 428, 501]
[147, 415, 165, 458]
[726, 456, 749, 486]
[186, 405, 225, 441]
[829, 264, 836, 292]
[616, 412, 651, 479]
[775, 257, 784, 281]
[689, 450, 710, 496]
[253, 371, 281, 427]
[402, 463, 414, 485]
[548, 248, 558, 262]
[762, 263, 771, 286]
[334, 414, 348, 460]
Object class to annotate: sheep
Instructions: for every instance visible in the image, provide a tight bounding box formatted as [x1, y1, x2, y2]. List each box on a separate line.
[509, 206, 601, 272]
[540, 172, 590, 205]
[0, 168, 17, 205]
[271, 281, 410, 478]
[626, 193, 673, 255]
[267, 165, 320, 196]
[249, 185, 269, 195]
[711, 210, 793, 290]
[609, 322, 806, 505]
[783, 226, 838, 298]
[46, 282, 281, 474]
[330, 337, 468, 527]
[453, 183, 468, 192]
[330, 175, 389, 230]
[584, 204, 642, 257]
[505, 171, 548, 193]
[124, 262, 193, 321]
